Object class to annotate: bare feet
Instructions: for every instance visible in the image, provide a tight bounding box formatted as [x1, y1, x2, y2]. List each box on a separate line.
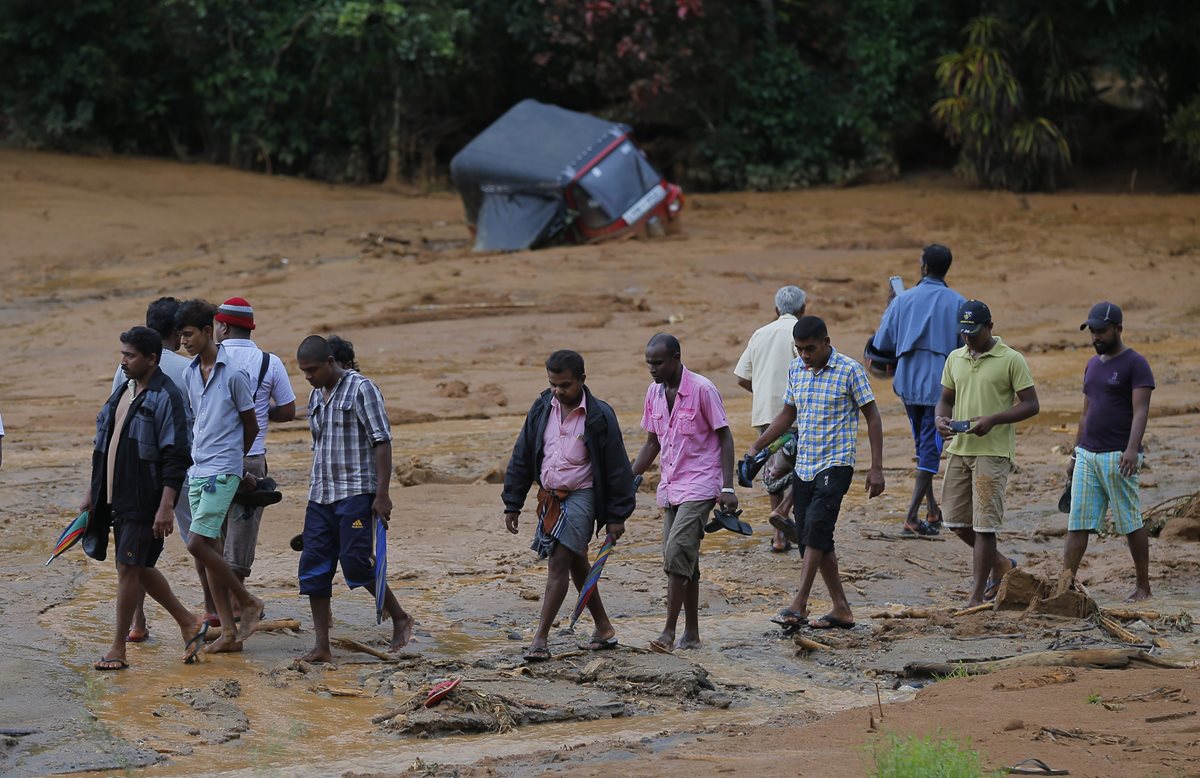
[1053, 570, 1077, 598]
[205, 634, 244, 654]
[298, 646, 333, 664]
[237, 597, 265, 642]
[126, 628, 149, 643]
[390, 614, 414, 652]
[649, 630, 675, 654]
[675, 635, 702, 650]
[1124, 586, 1152, 603]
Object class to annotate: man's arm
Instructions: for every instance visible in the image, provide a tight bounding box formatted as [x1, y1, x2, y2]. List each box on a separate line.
[1121, 387, 1152, 477]
[373, 440, 393, 526]
[748, 404, 797, 456]
[601, 410, 636, 542]
[715, 426, 739, 511]
[970, 386, 1039, 436]
[736, 377, 753, 393]
[502, 401, 541, 534]
[861, 401, 885, 497]
[268, 401, 296, 423]
[934, 385, 957, 437]
[630, 432, 661, 476]
[238, 408, 259, 455]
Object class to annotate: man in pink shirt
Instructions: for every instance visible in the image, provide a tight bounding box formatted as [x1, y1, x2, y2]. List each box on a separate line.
[503, 350, 638, 661]
[632, 333, 738, 653]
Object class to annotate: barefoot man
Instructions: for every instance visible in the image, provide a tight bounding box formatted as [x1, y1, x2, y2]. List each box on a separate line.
[84, 327, 207, 670]
[177, 300, 266, 653]
[935, 300, 1039, 607]
[748, 316, 885, 632]
[295, 335, 413, 661]
[502, 350, 637, 661]
[631, 334, 738, 653]
[1058, 302, 1155, 602]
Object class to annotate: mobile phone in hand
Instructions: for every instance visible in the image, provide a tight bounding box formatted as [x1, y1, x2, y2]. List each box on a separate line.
[948, 419, 971, 433]
[889, 276, 905, 297]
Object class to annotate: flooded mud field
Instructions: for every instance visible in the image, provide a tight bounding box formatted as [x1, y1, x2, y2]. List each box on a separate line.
[1, 150, 1199, 776]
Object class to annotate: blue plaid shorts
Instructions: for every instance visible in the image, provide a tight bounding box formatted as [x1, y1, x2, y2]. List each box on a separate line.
[1068, 448, 1143, 535]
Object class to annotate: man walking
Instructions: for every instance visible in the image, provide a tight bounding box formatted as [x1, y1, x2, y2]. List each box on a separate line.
[734, 285, 807, 552]
[749, 316, 885, 631]
[83, 327, 206, 670]
[213, 297, 296, 592]
[177, 300, 265, 653]
[1058, 302, 1154, 602]
[872, 244, 965, 536]
[502, 350, 637, 661]
[935, 300, 1039, 607]
[295, 335, 413, 662]
[632, 334, 738, 653]
[109, 297, 215, 641]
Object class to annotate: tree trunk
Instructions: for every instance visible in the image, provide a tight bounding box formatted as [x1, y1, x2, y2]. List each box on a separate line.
[385, 84, 403, 187]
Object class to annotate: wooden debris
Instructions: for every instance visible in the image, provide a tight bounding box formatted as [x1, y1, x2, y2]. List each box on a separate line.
[1145, 710, 1196, 723]
[861, 530, 944, 542]
[315, 684, 366, 697]
[870, 608, 935, 620]
[1103, 608, 1162, 622]
[331, 636, 395, 661]
[1098, 615, 1147, 646]
[793, 635, 831, 652]
[904, 648, 1184, 677]
[203, 618, 300, 641]
[951, 603, 994, 617]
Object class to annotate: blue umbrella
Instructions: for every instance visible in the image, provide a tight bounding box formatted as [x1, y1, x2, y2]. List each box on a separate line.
[374, 516, 387, 625]
[568, 533, 616, 631]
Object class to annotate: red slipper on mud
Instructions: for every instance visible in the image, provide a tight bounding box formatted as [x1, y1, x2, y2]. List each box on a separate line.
[424, 676, 461, 708]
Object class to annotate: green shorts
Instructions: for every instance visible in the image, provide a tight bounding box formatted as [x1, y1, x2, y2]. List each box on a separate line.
[188, 474, 242, 539]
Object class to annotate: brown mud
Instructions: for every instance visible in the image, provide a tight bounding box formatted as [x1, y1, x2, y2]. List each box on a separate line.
[1, 150, 1199, 776]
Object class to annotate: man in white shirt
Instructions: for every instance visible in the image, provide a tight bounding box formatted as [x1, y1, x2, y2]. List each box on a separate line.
[213, 297, 297, 592]
[734, 286, 806, 552]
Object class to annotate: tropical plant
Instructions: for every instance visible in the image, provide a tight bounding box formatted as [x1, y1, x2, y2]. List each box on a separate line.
[1165, 92, 1200, 184]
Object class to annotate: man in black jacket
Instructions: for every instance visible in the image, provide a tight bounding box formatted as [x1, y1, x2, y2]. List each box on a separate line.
[82, 327, 207, 670]
[503, 350, 637, 661]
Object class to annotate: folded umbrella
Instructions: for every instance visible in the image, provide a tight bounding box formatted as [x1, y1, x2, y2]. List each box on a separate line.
[568, 533, 616, 631]
[374, 516, 387, 625]
[46, 510, 89, 566]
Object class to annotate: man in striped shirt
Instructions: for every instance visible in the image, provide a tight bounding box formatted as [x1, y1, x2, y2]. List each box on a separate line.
[749, 316, 885, 631]
[295, 335, 413, 662]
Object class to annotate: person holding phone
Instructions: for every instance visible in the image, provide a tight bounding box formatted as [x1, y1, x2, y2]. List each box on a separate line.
[872, 244, 966, 536]
[935, 300, 1040, 607]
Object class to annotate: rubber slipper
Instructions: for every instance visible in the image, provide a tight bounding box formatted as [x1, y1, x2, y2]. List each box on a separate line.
[1008, 757, 1068, 775]
[648, 639, 674, 654]
[808, 615, 855, 630]
[522, 646, 551, 662]
[183, 622, 210, 664]
[768, 514, 799, 545]
[984, 558, 1018, 601]
[424, 676, 461, 708]
[126, 628, 149, 643]
[94, 657, 129, 671]
[579, 636, 619, 651]
[771, 609, 807, 632]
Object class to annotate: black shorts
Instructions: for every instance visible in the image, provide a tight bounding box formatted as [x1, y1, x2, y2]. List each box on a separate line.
[112, 516, 164, 568]
[792, 466, 854, 554]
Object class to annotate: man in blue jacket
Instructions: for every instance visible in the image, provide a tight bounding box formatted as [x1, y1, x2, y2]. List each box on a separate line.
[872, 244, 966, 535]
[83, 327, 207, 670]
[503, 350, 637, 661]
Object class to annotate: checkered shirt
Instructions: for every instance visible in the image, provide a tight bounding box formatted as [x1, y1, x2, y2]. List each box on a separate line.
[307, 371, 393, 504]
[783, 348, 875, 480]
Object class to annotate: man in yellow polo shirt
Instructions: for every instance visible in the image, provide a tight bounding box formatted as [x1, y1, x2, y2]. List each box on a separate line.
[935, 300, 1040, 608]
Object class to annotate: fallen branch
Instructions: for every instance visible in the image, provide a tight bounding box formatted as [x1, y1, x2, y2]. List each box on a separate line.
[1098, 615, 1147, 646]
[870, 608, 935, 620]
[952, 603, 994, 617]
[204, 618, 300, 641]
[1102, 608, 1161, 622]
[794, 635, 831, 651]
[331, 636, 395, 661]
[904, 648, 1183, 677]
[1146, 710, 1196, 723]
[861, 530, 945, 542]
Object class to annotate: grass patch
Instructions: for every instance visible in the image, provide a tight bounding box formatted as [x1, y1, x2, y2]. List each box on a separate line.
[871, 732, 1003, 778]
[1087, 692, 1102, 705]
[933, 663, 973, 681]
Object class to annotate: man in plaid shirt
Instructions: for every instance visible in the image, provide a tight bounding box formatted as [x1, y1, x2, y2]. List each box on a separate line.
[295, 335, 413, 662]
[748, 316, 884, 631]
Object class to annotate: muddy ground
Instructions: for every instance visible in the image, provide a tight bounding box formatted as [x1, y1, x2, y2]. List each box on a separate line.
[0, 150, 1198, 777]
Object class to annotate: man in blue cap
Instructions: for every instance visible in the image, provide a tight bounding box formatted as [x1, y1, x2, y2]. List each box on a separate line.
[935, 300, 1040, 608]
[1057, 302, 1154, 602]
[872, 244, 966, 535]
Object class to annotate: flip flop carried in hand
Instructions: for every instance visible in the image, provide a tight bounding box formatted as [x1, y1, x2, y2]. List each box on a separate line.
[1008, 758, 1069, 775]
[94, 657, 129, 671]
[579, 636, 619, 651]
[808, 614, 856, 630]
[183, 622, 210, 664]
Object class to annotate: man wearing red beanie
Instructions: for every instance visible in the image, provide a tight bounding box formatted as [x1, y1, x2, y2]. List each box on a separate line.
[214, 297, 296, 601]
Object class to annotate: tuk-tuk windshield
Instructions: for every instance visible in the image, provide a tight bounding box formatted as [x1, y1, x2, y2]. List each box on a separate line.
[576, 142, 660, 223]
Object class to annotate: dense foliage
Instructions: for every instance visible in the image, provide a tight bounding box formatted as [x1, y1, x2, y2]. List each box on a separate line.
[1, 0, 1197, 190]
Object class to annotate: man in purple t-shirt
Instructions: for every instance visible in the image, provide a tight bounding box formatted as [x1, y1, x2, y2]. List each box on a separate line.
[1057, 302, 1155, 602]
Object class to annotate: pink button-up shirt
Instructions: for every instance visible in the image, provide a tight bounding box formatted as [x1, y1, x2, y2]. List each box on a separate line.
[540, 393, 593, 491]
[641, 366, 729, 507]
